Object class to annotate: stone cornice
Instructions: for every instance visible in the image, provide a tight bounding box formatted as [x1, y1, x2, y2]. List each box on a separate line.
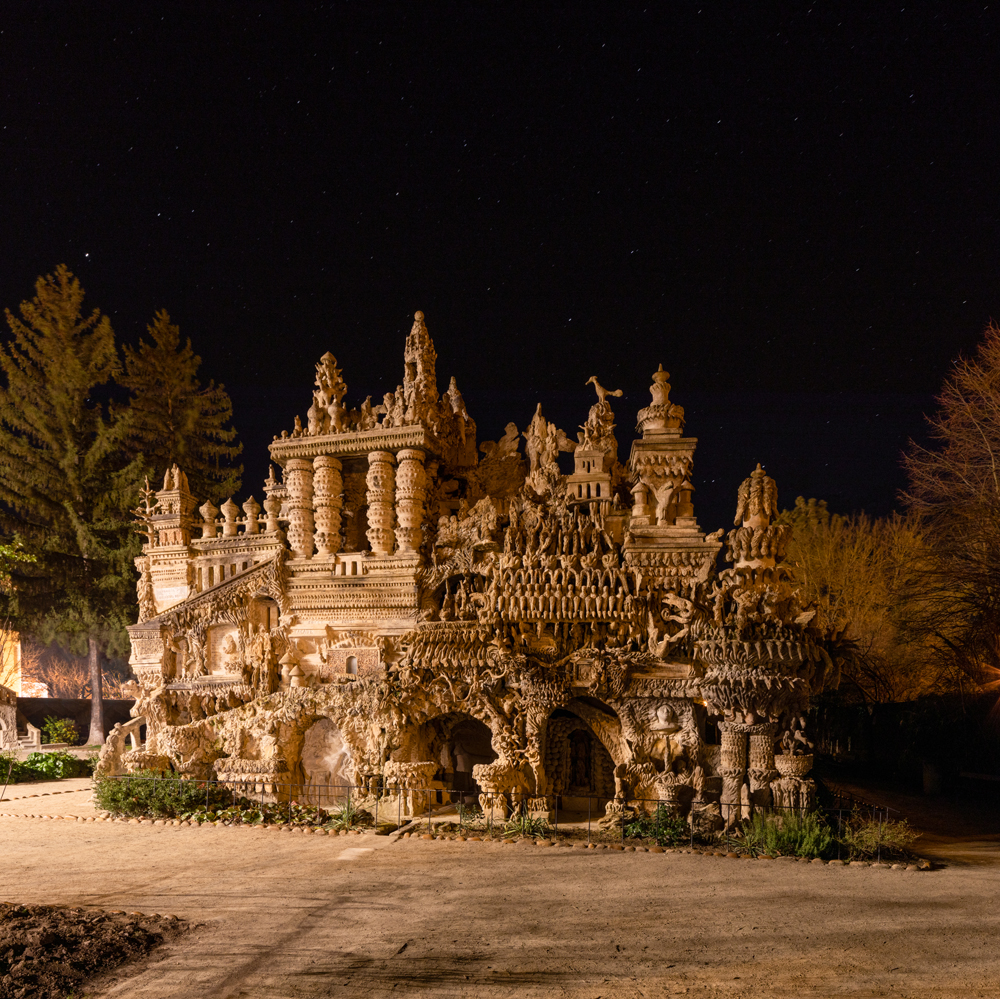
[268, 425, 444, 464]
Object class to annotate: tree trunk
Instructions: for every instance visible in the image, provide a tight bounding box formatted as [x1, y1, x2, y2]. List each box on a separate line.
[86, 635, 105, 745]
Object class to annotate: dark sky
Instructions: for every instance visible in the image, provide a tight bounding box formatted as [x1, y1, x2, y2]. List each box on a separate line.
[2, 3, 998, 532]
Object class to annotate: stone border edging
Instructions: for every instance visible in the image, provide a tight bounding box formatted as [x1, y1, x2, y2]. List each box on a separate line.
[0, 812, 930, 870]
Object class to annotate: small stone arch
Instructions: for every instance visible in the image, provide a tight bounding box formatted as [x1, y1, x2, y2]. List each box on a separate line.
[543, 707, 617, 808]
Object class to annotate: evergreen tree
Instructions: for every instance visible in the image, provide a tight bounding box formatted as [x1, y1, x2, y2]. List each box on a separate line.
[0, 265, 142, 743]
[121, 310, 242, 503]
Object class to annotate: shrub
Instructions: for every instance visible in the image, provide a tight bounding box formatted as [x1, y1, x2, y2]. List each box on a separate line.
[740, 810, 834, 858]
[503, 813, 550, 839]
[625, 805, 690, 847]
[93, 771, 343, 827]
[93, 770, 237, 818]
[837, 808, 919, 860]
[0, 750, 91, 783]
[324, 799, 372, 831]
[41, 716, 78, 745]
[23, 751, 91, 779]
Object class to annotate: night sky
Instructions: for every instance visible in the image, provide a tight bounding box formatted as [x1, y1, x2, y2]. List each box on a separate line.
[2, 4, 998, 533]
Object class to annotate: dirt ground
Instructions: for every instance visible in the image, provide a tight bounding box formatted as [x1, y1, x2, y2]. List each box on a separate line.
[0, 902, 187, 999]
[2, 778, 1000, 999]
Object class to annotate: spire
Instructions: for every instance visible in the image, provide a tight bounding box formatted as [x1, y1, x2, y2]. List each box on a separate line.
[403, 310, 439, 424]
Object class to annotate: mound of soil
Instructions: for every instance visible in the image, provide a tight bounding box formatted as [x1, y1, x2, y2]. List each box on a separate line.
[0, 902, 188, 998]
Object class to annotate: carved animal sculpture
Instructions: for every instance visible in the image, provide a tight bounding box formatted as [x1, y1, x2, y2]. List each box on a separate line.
[585, 375, 624, 404]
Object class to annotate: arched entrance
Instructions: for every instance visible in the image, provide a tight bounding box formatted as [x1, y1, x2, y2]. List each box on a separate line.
[544, 708, 616, 810]
[408, 713, 497, 796]
[300, 717, 354, 807]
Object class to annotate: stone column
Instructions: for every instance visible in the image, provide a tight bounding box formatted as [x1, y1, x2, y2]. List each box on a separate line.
[284, 458, 315, 559]
[394, 448, 427, 554]
[365, 450, 396, 555]
[718, 722, 748, 825]
[313, 455, 344, 556]
[747, 722, 779, 808]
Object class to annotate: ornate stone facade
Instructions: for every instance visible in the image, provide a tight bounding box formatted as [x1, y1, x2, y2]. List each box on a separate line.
[108, 312, 836, 823]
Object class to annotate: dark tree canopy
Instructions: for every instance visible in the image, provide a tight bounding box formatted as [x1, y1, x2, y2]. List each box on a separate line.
[0, 265, 141, 645]
[903, 321, 1000, 690]
[0, 266, 145, 740]
[121, 309, 242, 504]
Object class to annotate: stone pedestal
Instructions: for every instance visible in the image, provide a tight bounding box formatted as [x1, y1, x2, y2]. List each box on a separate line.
[394, 448, 427, 553]
[313, 455, 344, 556]
[285, 458, 315, 559]
[366, 450, 396, 555]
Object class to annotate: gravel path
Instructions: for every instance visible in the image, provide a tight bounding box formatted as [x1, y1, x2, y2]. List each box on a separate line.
[3, 803, 1000, 998]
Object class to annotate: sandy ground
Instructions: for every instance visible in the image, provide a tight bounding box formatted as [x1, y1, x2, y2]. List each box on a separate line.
[3, 781, 1000, 998]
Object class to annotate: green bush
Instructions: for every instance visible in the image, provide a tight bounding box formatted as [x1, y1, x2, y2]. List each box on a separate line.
[0, 750, 91, 784]
[740, 810, 834, 858]
[23, 751, 91, 779]
[625, 805, 690, 847]
[93, 771, 343, 827]
[93, 770, 238, 818]
[837, 808, 919, 860]
[41, 716, 79, 745]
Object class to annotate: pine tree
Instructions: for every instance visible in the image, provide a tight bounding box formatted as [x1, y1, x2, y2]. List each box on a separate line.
[121, 310, 242, 503]
[0, 265, 143, 743]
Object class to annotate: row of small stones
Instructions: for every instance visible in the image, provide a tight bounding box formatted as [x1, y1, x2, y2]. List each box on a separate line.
[0, 812, 925, 869]
[397, 832, 925, 869]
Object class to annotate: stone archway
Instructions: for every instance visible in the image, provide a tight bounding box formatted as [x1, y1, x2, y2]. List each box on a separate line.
[404, 713, 497, 795]
[300, 717, 354, 807]
[543, 708, 617, 810]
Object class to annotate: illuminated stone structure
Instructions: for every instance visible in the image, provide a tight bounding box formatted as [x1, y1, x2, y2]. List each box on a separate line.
[105, 312, 836, 825]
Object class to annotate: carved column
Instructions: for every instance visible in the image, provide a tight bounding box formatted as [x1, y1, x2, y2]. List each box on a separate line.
[394, 448, 427, 554]
[284, 458, 315, 559]
[313, 455, 344, 556]
[718, 722, 748, 823]
[747, 722, 779, 808]
[365, 450, 396, 555]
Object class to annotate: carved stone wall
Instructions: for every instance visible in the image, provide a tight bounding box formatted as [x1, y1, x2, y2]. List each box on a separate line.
[120, 315, 834, 828]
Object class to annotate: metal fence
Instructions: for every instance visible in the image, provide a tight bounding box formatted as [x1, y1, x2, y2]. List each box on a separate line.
[101, 774, 903, 861]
